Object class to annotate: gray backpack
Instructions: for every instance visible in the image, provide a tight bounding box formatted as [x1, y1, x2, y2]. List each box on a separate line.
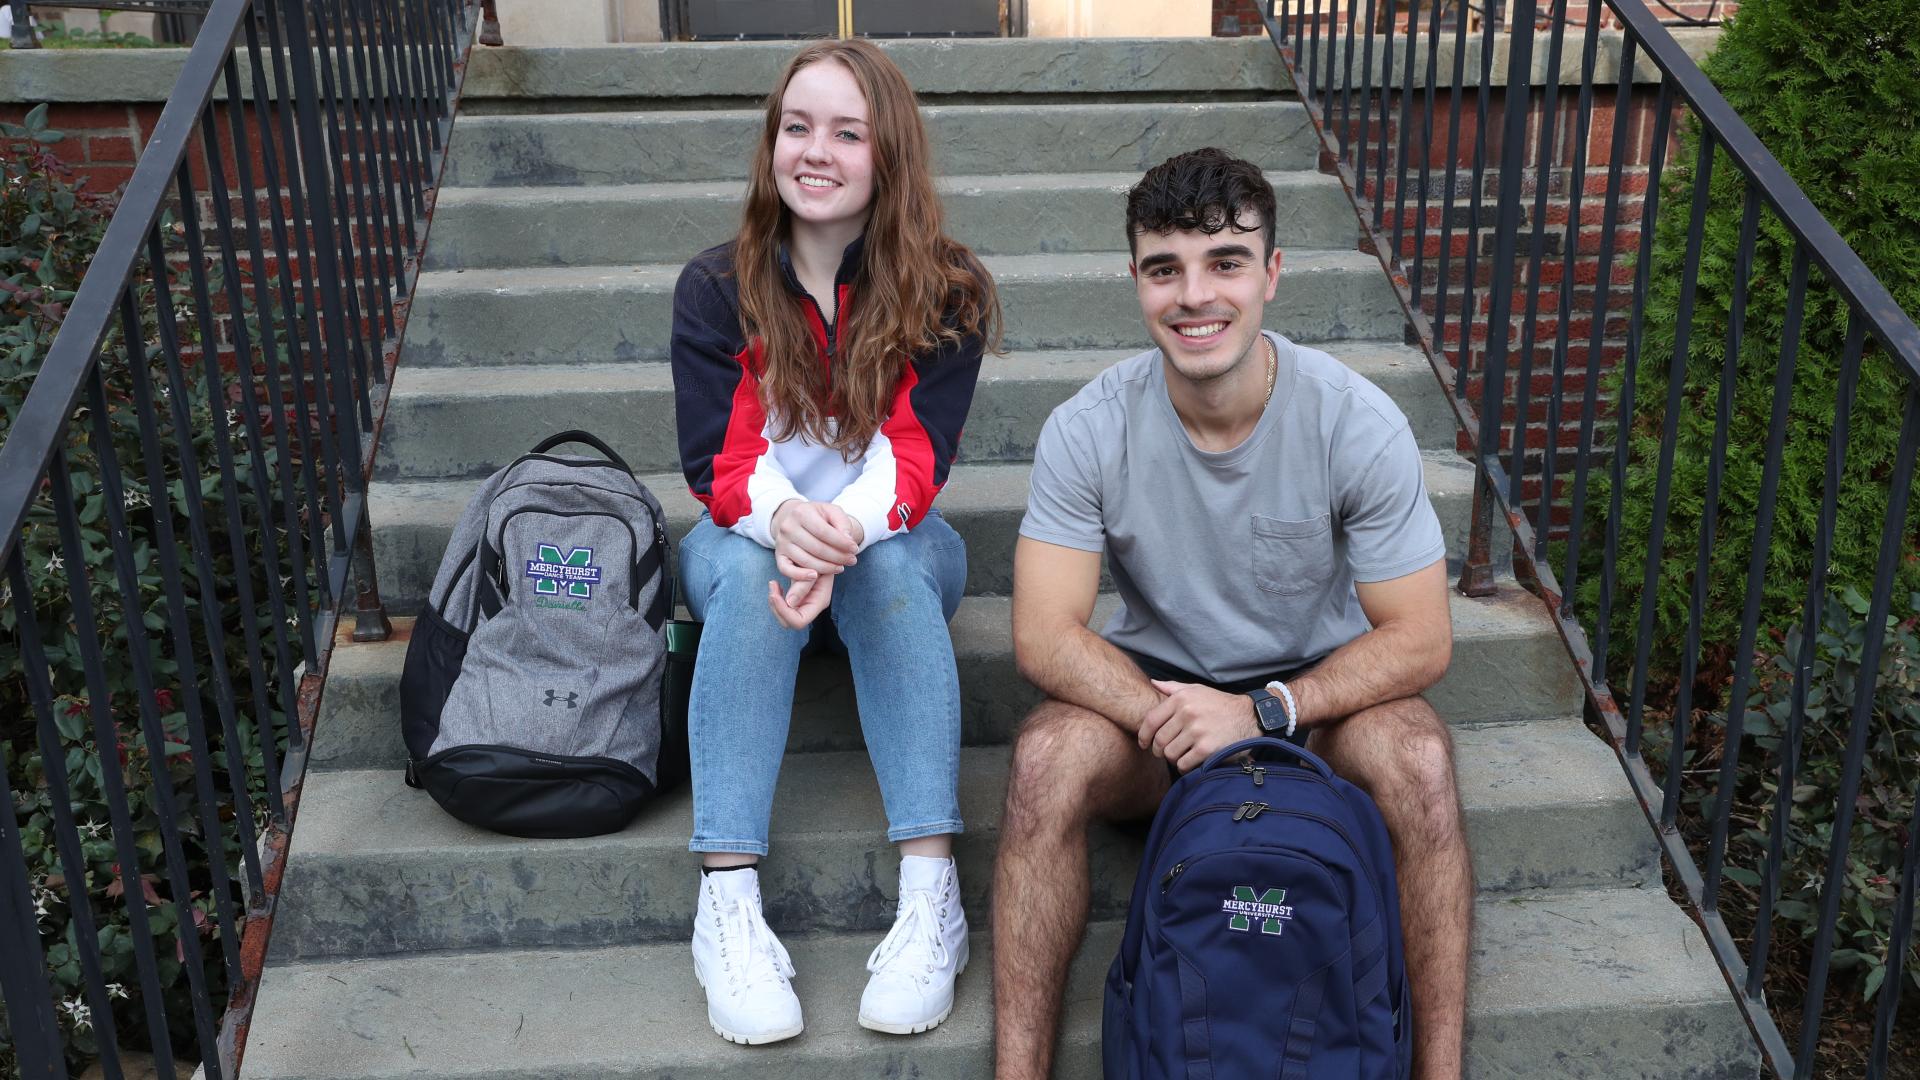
[399, 431, 676, 838]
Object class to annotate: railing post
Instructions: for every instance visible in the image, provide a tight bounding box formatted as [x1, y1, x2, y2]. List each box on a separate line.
[480, 0, 502, 45]
[7, 0, 36, 47]
[352, 497, 393, 642]
[1457, 462, 1499, 597]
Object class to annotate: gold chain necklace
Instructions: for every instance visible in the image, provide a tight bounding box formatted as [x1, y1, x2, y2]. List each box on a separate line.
[1263, 335, 1277, 405]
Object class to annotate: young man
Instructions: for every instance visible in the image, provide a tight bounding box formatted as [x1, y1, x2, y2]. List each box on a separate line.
[991, 148, 1471, 1079]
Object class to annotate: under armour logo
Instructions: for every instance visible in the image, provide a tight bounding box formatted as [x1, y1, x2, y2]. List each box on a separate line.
[543, 689, 579, 709]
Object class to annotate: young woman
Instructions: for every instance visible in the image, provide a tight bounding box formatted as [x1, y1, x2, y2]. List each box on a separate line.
[668, 39, 999, 1046]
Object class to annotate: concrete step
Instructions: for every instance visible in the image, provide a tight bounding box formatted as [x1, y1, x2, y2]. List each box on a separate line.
[271, 716, 1653, 961]
[375, 342, 1448, 481]
[440, 101, 1321, 187]
[458, 38, 1290, 106]
[369, 451, 1474, 605]
[308, 584, 1581, 774]
[244, 888, 1753, 1079]
[402, 249, 1404, 368]
[424, 171, 1358, 269]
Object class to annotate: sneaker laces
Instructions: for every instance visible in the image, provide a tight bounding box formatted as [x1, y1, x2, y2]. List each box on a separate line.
[715, 889, 795, 994]
[865, 888, 949, 979]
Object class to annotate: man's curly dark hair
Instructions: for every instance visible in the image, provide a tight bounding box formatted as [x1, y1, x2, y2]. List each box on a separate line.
[1124, 147, 1277, 258]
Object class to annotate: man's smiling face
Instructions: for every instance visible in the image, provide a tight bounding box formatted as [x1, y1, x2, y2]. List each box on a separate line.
[1130, 217, 1283, 388]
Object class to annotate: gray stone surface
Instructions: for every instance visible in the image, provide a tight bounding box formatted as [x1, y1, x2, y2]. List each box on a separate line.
[401, 249, 1405, 369]
[246, 889, 1748, 1080]
[310, 582, 1582, 775]
[377, 340, 1434, 482]
[424, 171, 1358, 268]
[0, 48, 378, 103]
[439, 101, 1322, 186]
[460, 37, 1292, 101]
[367, 452, 1474, 604]
[271, 717, 1652, 960]
[0, 31, 1716, 107]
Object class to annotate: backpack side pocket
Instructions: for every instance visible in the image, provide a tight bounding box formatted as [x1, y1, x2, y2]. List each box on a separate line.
[400, 605, 470, 775]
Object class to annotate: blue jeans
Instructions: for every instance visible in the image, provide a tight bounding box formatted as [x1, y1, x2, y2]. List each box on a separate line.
[678, 512, 967, 855]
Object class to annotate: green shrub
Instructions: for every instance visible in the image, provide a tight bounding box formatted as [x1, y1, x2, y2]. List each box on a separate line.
[1689, 589, 1920, 1005]
[1582, 0, 1920, 686]
[1, 103, 302, 1077]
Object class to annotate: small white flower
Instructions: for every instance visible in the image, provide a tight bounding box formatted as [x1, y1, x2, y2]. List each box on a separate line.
[225, 408, 239, 428]
[81, 820, 107, 838]
[61, 997, 91, 1031]
[122, 488, 150, 510]
[43, 552, 64, 574]
[106, 982, 129, 1001]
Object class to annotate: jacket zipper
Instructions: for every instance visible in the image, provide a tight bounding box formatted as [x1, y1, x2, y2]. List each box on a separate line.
[801, 292, 839, 360]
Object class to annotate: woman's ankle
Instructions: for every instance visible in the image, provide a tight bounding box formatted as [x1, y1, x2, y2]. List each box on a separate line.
[896, 835, 953, 861]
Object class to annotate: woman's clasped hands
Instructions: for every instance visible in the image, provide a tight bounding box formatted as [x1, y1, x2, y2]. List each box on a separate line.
[766, 498, 866, 629]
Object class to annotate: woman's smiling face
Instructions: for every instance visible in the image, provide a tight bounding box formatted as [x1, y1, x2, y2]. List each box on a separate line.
[772, 59, 876, 236]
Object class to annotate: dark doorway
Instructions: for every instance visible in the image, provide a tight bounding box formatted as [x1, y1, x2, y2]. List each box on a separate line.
[671, 0, 1005, 40]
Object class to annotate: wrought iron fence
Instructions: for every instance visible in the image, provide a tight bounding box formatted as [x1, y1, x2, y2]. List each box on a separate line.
[0, 0, 477, 1075]
[1258, 0, 1918, 1075]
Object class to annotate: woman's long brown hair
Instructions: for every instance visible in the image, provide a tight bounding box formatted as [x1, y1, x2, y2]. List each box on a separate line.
[734, 39, 1001, 459]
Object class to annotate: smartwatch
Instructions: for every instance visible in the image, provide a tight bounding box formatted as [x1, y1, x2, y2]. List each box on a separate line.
[1248, 687, 1296, 739]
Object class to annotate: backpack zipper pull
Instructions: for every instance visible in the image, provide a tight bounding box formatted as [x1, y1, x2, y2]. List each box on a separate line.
[1232, 801, 1253, 822]
[1245, 801, 1272, 820]
[1160, 861, 1186, 893]
[1242, 762, 1267, 786]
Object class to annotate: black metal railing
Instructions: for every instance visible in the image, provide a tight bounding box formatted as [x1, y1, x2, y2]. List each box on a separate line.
[1259, 1, 1918, 1076]
[0, 0, 477, 1075]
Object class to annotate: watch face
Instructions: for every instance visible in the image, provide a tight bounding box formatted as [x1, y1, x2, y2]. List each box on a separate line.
[1253, 693, 1287, 732]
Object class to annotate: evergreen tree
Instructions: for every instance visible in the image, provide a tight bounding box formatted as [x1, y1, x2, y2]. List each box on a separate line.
[1586, 0, 1920, 687]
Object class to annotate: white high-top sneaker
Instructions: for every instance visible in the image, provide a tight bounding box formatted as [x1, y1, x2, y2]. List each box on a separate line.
[858, 855, 970, 1034]
[691, 867, 804, 1045]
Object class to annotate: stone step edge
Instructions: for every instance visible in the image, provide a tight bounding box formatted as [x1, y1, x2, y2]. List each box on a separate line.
[367, 453, 1474, 530]
[284, 716, 1625, 860]
[241, 887, 1750, 1080]
[430, 169, 1345, 206]
[328, 581, 1561, 682]
[408, 246, 1386, 294]
[382, 340, 1437, 395]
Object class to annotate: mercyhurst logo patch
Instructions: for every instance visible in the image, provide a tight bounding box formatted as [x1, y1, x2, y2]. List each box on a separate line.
[526, 544, 601, 600]
[1223, 886, 1294, 936]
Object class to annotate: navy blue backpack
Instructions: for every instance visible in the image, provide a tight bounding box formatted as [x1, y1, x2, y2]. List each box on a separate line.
[1104, 737, 1412, 1079]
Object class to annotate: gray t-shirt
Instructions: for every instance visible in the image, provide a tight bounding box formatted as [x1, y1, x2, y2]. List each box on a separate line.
[1019, 332, 1446, 683]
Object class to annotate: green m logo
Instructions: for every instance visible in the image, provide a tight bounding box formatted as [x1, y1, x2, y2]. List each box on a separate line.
[1223, 886, 1292, 936]
[526, 544, 601, 600]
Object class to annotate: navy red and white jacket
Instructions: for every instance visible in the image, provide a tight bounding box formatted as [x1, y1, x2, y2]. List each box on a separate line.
[669, 237, 984, 553]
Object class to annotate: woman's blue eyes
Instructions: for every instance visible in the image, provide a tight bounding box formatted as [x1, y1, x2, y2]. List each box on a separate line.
[783, 123, 862, 142]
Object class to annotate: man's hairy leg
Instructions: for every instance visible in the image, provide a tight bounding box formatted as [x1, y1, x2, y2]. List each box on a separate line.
[993, 699, 1169, 1080]
[1310, 696, 1471, 1080]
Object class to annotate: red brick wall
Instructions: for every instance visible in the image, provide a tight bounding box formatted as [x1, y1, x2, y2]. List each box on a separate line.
[1328, 81, 1684, 534]
[0, 101, 153, 197]
[4, 96, 416, 370]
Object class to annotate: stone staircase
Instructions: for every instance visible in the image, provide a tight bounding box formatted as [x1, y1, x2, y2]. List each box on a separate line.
[241, 37, 1757, 1079]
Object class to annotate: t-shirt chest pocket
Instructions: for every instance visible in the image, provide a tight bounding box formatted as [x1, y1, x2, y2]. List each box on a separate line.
[1251, 512, 1335, 596]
